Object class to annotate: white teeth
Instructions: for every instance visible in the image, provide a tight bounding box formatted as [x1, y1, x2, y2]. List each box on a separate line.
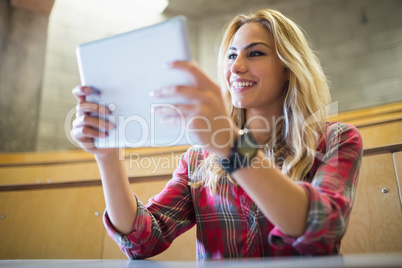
[233, 81, 254, 88]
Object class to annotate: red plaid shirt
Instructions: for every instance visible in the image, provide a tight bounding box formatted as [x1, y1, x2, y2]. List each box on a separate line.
[104, 122, 363, 259]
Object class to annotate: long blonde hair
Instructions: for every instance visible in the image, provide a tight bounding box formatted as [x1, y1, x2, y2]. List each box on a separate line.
[192, 9, 331, 193]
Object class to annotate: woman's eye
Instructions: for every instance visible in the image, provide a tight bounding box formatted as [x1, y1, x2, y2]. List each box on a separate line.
[249, 51, 264, 57]
[228, 53, 237, 60]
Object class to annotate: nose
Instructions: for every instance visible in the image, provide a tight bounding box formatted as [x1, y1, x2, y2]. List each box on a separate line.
[230, 54, 248, 74]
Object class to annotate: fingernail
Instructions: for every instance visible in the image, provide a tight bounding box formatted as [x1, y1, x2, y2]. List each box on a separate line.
[108, 104, 116, 113]
[84, 87, 92, 94]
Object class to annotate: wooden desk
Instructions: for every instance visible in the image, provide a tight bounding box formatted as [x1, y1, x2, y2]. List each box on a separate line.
[0, 253, 401, 267]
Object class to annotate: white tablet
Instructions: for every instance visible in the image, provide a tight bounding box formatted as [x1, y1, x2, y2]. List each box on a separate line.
[76, 16, 194, 148]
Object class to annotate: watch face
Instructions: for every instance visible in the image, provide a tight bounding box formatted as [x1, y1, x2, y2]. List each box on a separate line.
[237, 128, 258, 157]
[218, 128, 259, 174]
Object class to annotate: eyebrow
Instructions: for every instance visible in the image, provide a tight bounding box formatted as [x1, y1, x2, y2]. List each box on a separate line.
[228, 42, 271, 51]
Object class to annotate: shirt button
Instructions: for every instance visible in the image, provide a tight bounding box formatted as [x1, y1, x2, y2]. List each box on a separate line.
[247, 216, 253, 225]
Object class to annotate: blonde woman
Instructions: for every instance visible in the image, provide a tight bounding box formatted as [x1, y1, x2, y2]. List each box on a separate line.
[72, 9, 362, 259]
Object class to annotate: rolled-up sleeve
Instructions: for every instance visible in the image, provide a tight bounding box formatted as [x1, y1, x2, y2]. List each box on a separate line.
[269, 122, 363, 255]
[103, 151, 196, 259]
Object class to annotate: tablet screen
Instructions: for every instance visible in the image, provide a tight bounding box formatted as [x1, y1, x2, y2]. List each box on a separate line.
[76, 16, 194, 148]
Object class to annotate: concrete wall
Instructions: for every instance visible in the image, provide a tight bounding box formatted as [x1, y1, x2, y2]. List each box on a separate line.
[0, 1, 49, 152]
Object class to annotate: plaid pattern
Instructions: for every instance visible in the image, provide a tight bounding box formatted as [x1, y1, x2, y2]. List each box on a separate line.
[104, 122, 363, 259]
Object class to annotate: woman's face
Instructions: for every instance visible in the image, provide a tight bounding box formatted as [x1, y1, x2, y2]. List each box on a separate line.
[224, 22, 288, 112]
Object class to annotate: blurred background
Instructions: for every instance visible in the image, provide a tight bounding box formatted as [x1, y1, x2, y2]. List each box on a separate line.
[1, 0, 402, 153]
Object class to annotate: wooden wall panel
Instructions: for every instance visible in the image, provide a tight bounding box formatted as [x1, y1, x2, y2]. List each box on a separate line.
[392, 151, 402, 208]
[0, 187, 105, 259]
[340, 154, 402, 254]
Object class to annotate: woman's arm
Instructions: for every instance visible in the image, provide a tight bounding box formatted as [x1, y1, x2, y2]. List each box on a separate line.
[237, 123, 363, 256]
[232, 152, 309, 237]
[96, 150, 138, 235]
[71, 85, 138, 235]
[103, 149, 196, 259]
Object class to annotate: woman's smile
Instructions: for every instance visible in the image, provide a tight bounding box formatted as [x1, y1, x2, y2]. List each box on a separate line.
[230, 79, 257, 93]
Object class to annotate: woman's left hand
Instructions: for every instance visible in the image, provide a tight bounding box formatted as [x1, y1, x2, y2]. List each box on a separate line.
[151, 61, 236, 157]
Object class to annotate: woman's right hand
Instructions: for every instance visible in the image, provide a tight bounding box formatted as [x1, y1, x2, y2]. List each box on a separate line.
[71, 86, 116, 157]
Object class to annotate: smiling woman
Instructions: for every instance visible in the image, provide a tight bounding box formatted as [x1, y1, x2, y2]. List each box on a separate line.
[70, 8, 363, 259]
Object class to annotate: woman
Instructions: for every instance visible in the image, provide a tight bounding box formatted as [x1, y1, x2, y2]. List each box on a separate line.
[72, 9, 362, 259]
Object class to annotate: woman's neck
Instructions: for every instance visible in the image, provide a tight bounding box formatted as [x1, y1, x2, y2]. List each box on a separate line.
[245, 107, 283, 145]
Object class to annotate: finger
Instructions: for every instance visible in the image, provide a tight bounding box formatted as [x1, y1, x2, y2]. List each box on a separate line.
[72, 125, 108, 140]
[70, 132, 97, 150]
[71, 132, 95, 148]
[72, 86, 93, 103]
[76, 102, 112, 117]
[73, 114, 115, 132]
[168, 61, 213, 89]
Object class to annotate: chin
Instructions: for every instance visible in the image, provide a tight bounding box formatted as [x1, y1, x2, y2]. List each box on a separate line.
[232, 99, 248, 109]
